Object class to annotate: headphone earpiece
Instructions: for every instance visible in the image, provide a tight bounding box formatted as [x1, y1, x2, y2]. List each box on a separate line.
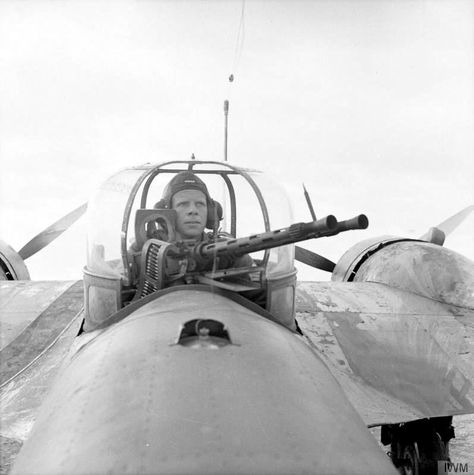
[206, 199, 223, 229]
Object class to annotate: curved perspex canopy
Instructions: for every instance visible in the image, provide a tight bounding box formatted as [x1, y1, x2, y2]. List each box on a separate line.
[86, 160, 295, 285]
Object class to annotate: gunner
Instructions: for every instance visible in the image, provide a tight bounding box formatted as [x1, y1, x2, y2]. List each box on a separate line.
[154, 171, 254, 269]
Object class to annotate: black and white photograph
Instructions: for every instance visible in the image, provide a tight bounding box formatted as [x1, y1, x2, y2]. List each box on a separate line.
[1, 1, 473, 474]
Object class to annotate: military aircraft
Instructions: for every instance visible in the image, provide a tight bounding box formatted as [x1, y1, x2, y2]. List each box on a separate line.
[1, 159, 473, 474]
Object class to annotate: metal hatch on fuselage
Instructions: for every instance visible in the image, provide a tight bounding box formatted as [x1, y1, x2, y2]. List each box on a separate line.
[83, 160, 297, 332]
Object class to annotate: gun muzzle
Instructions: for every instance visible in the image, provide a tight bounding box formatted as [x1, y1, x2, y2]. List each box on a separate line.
[334, 214, 369, 233]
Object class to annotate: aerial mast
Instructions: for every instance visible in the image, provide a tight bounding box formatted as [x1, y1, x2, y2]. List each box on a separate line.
[223, 0, 244, 162]
[303, 183, 317, 221]
[224, 99, 229, 162]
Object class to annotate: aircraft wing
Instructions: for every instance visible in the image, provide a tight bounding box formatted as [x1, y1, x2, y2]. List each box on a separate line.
[296, 281, 474, 426]
[0, 280, 84, 473]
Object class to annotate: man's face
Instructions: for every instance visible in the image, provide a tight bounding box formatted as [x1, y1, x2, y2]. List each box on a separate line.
[171, 189, 207, 240]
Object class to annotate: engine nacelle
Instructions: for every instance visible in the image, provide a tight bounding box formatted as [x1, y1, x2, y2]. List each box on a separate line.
[333, 237, 474, 310]
[0, 239, 30, 280]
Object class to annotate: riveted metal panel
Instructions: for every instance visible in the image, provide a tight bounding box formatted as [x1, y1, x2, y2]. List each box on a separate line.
[13, 289, 396, 475]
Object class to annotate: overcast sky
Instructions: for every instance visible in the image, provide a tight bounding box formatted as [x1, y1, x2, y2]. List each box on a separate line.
[0, 0, 472, 280]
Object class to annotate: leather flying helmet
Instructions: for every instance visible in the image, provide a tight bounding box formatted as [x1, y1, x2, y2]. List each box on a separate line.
[154, 171, 223, 230]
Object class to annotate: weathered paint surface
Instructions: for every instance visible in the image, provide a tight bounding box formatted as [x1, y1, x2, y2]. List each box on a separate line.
[354, 242, 474, 310]
[0, 281, 84, 473]
[0, 281, 76, 350]
[0, 281, 83, 385]
[296, 281, 474, 425]
[12, 289, 397, 475]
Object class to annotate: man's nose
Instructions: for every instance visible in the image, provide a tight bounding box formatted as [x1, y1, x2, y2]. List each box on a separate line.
[187, 203, 198, 214]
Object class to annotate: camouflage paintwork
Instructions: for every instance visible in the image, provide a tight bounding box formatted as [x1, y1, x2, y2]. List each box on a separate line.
[297, 280, 474, 425]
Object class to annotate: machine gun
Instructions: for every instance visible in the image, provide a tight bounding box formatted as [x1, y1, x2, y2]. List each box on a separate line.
[195, 214, 368, 263]
[135, 214, 368, 298]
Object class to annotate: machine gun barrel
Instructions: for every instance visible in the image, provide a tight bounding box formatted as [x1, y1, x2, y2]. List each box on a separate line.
[196, 215, 338, 260]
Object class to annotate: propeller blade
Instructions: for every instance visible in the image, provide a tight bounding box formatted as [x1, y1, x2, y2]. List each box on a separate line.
[295, 245, 336, 273]
[419, 205, 474, 241]
[18, 203, 88, 260]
